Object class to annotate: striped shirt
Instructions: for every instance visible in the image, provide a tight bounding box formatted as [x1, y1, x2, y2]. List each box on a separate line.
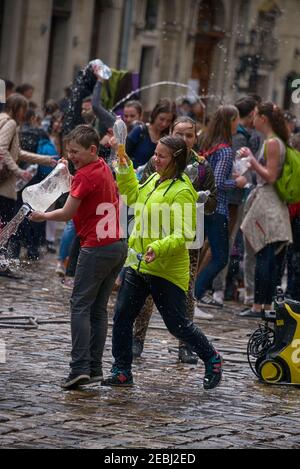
[206, 145, 236, 218]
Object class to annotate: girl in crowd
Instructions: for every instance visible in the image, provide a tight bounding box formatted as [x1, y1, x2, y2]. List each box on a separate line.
[240, 102, 292, 317]
[102, 135, 222, 390]
[195, 105, 247, 306]
[125, 98, 176, 168]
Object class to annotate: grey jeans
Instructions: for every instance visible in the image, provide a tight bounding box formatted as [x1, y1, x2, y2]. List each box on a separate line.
[70, 240, 127, 375]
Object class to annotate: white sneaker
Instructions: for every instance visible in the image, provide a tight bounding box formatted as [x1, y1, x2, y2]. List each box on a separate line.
[213, 290, 224, 305]
[194, 305, 214, 320]
[55, 261, 65, 277]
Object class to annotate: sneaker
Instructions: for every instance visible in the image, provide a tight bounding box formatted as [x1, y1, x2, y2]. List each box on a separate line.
[178, 346, 198, 364]
[213, 290, 224, 306]
[239, 308, 261, 318]
[61, 373, 90, 390]
[132, 338, 144, 358]
[61, 277, 74, 290]
[197, 294, 223, 309]
[85, 370, 103, 384]
[203, 353, 222, 390]
[101, 368, 133, 387]
[55, 261, 66, 277]
[194, 306, 214, 320]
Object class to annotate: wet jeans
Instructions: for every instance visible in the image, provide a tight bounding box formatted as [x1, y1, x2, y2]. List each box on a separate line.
[112, 268, 215, 372]
[58, 220, 76, 261]
[70, 240, 127, 375]
[195, 212, 229, 299]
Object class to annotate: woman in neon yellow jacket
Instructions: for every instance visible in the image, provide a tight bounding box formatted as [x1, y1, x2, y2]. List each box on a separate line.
[102, 136, 222, 390]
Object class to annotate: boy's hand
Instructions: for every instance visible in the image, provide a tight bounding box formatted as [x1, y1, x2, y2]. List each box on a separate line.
[28, 211, 47, 222]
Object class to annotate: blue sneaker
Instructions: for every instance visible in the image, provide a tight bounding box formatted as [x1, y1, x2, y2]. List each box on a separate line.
[203, 353, 222, 390]
[101, 367, 133, 387]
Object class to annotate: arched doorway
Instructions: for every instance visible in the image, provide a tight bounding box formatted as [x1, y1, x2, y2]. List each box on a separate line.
[192, 0, 225, 96]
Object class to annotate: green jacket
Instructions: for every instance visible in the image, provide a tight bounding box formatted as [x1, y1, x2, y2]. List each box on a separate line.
[116, 163, 198, 291]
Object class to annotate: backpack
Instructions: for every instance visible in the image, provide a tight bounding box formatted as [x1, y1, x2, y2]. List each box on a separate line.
[275, 145, 300, 203]
[36, 138, 58, 178]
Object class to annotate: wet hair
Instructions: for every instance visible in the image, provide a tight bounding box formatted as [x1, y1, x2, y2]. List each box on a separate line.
[202, 105, 239, 150]
[149, 98, 176, 125]
[257, 102, 289, 145]
[44, 99, 59, 115]
[159, 135, 188, 177]
[171, 116, 197, 135]
[64, 125, 100, 150]
[235, 96, 257, 118]
[4, 79, 15, 92]
[15, 83, 34, 95]
[24, 108, 36, 123]
[5, 93, 28, 120]
[124, 100, 143, 116]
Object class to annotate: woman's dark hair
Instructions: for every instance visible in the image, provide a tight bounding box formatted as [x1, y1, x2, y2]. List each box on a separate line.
[124, 100, 143, 116]
[159, 135, 188, 178]
[24, 108, 36, 124]
[202, 105, 239, 151]
[171, 116, 197, 135]
[5, 93, 28, 121]
[257, 102, 289, 145]
[149, 98, 176, 126]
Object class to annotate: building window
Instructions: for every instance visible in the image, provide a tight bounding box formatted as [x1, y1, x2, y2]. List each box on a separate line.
[145, 0, 158, 30]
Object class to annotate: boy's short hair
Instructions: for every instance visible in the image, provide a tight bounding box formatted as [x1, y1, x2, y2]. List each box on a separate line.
[64, 125, 100, 150]
[234, 96, 257, 118]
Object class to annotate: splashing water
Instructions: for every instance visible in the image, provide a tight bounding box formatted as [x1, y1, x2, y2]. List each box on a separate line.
[0, 204, 31, 250]
[111, 81, 206, 113]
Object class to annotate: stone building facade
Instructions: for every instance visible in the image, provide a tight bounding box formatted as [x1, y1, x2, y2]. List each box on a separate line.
[0, 0, 300, 115]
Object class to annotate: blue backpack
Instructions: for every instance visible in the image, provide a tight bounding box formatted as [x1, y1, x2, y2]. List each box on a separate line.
[37, 138, 58, 178]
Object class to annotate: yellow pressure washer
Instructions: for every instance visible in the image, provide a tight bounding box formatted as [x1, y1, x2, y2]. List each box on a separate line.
[247, 287, 300, 385]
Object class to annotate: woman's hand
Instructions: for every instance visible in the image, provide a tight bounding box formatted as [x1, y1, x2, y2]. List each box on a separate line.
[20, 169, 33, 182]
[144, 247, 156, 263]
[237, 147, 253, 159]
[28, 211, 47, 222]
[235, 175, 248, 188]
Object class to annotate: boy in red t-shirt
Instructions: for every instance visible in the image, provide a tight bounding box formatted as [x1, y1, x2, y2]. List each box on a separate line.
[30, 125, 127, 389]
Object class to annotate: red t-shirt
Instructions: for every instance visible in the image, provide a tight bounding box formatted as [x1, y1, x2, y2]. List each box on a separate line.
[71, 158, 121, 247]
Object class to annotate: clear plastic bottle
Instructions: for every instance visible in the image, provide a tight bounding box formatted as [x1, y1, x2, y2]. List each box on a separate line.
[185, 163, 199, 183]
[22, 162, 71, 212]
[15, 164, 38, 192]
[197, 190, 211, 204]
[89, 59, 112, 80]
[113, 116, 129, 174]
[125, 247, 143, 267]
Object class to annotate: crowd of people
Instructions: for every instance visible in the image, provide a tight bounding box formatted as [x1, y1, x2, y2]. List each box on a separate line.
[1, 61, 300, 391]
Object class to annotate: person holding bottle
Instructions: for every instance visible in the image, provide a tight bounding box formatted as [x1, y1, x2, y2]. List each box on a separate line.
[30, 125, 127, 389]
[131, 116, 217, 364]
[101, 135, 222, 390]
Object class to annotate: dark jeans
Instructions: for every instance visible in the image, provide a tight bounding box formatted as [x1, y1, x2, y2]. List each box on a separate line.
[195, 212, 229, 299]
[70, 240, 127, 375]
[0, 195, 15, 253]
[112, 268, 215, 372]
[66, 235, 80, 277]
[254, 242, 283, 305]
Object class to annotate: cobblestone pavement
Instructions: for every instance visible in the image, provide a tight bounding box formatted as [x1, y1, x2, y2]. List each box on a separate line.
[0, 252, 299, 449]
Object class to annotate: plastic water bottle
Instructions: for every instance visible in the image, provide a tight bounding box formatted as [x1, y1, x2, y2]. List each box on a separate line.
[22, 163, 71, 212]
[185, 163, 199, 183]
[125, 247, 143, 267]
[15, 164, 38, 192]
[234, 157, 251, 176]
[197, 190, 211, 204]
[89, 59, 112, 80]
[136, 164, 146, 181]
[113, 116, 129, 174]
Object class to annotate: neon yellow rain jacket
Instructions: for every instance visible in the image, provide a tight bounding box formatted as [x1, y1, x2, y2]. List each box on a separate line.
[116, 162, 198, 291]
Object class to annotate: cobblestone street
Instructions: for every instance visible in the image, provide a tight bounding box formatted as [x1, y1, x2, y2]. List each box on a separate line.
[0, 253, 299, 449]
